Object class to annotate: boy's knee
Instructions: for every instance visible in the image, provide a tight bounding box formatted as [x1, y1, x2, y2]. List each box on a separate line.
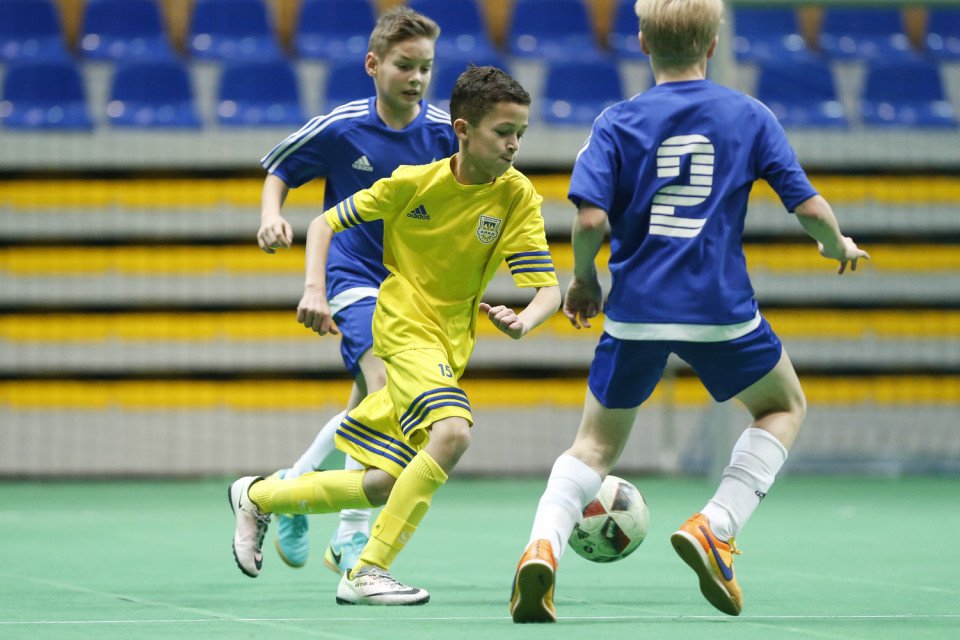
[433, 417, 471, 453]
[361, 469, 396, 506]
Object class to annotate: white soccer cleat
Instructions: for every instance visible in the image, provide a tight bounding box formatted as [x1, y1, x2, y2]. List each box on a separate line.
[335, 566, 430, 606]
[228, 476, 271, 578]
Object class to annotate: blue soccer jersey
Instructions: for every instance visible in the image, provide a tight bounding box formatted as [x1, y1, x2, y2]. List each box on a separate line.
[260, 97, 458, 308]
[569, 80, 818, 338]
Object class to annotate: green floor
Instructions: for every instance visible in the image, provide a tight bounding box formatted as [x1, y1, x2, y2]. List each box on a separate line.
[1, 476, 958, 640]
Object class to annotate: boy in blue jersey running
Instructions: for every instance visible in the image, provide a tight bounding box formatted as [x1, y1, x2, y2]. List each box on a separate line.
[509, 0, 870, 623]
[231, 65, 560, 605]
[256, 7, 458, 575]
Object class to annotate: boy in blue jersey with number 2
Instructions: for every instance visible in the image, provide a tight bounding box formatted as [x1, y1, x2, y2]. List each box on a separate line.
[509, 0, 869, 623]
[256, 7, 457, 576]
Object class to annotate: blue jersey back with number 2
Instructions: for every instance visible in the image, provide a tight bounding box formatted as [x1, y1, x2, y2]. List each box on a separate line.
[569, 80, 817, 328]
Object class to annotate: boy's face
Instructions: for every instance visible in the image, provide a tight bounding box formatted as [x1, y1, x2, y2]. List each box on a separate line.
[457, 101, 529, 182]
[366, 37, 435, 116]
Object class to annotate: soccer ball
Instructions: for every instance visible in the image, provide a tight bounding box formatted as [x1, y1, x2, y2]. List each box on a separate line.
[568, 475, 649, 563]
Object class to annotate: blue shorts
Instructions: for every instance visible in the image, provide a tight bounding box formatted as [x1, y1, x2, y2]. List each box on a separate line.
[333, 297, 376, 378]
[587, 317, 783, 409]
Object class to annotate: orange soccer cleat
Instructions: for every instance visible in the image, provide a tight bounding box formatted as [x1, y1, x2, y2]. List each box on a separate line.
[509, 539, 558, 623]
[671, 513, 743, 616]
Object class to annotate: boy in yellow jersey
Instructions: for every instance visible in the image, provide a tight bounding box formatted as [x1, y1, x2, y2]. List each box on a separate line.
[228, 65, 561, 605]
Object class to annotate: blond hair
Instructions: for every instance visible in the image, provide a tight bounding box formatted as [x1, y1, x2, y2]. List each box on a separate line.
[368, 6, 441, 57]
[634, 0, 724, 67]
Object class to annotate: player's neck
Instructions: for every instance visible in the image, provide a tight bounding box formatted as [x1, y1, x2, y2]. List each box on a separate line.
[450, 153, 496, 186]
[650, 59, 708, 85]
[376, 99, 420, 130]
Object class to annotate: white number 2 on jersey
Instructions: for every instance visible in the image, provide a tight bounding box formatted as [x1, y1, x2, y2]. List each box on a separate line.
[650, 134, 714, 238]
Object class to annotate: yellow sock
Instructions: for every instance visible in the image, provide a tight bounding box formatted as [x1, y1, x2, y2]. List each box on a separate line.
[356, 450, 447, 572]
[249, 470, 372, 514]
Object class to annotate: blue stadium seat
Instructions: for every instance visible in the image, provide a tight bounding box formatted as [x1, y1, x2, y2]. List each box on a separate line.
[819, 9, 915, 61]
[430, 55, 508, 112]
[732, 8, 807, 62]
[189, 0, 282, 61]
[218, 59, 305, 127]
[0, 0, 69, 61]
[542, 59, 623, 125]
[107, 59, 201, 128]
[409, 0, 498, 60]
[508, 0, 601, 61]
[860, 60, 957, 128]
[0, 60, 92, 130]
[925, 10, 960, 60]
[608, 0, 646, 59]
[757, 57, 847, 128]
[323, 60, 374, 113]
[295, 0, 376, 61]
[80, 0, 173, 61]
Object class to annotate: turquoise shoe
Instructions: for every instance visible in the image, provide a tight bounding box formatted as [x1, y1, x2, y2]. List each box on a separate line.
[323, 531, 369, 575]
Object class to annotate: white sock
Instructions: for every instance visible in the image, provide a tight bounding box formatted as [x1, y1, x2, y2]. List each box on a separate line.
[287, 410, 346, 479]
[528, 454, 602, 562]
[701, 427, 788, 541]
[336, 455, 372, 539]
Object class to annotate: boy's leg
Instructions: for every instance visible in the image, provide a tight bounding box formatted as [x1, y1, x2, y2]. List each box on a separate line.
[511, 390, 637, 623]
[335, 348, 473, 606]
[229, 467, 379, 578]
[672, 326, 805, 616]
[512, 333, 663, 623]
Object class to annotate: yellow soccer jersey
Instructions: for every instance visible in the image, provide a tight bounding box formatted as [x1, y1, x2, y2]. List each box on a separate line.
[324, 157, 558, 373]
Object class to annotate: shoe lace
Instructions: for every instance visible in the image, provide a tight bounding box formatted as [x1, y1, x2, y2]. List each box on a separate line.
[356, 566, 405, 588]
[289, 515, 307, 537]
[253, 513, 271, 550]
[728, 537, 742, 556]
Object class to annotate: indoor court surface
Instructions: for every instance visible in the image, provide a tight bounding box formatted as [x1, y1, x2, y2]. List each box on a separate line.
[1, 476, 957, 640]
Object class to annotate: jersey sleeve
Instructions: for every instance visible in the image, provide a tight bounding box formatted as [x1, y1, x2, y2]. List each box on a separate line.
[568, 111, 619, 211]
[753, 105, 818, 212]
[259, 118, 331, 188]
[500, 190, 559, 289]
[323, 175, 394, 232]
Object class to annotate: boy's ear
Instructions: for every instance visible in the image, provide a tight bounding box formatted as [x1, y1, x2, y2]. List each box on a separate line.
[706, 35, 718, 58]
[365, 52, 378, 77]
[453, 118, 470, 140]
[639, 31, 650, 56]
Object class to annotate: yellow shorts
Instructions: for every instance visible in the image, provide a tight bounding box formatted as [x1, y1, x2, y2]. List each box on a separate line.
[335, 348, 473, 478]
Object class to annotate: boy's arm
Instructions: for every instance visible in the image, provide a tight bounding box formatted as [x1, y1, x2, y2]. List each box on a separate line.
[296, 214, 339, 335]
[480, 285, 561, 340]
[258, 174, 293, 254]
[793, 194, 870, 274]
[564, 202, 608, 329]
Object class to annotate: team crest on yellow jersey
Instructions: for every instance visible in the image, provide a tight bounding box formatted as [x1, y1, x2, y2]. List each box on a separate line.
[476, 215, 502, 244]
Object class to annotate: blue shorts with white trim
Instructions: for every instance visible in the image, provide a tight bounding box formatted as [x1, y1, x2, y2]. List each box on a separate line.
[587, 316, 783, 409]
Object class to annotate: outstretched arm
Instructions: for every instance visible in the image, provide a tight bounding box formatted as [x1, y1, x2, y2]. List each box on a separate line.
[794, 195, 870, 274]
[258, 174, 294, 253]
[563, 203, 607, 329]
[296, 214, 339, 335]
[480, 285, 561, 340]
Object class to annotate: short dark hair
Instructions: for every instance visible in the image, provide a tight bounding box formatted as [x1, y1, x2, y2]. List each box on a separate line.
[449, 65, 531, 125]
[368, 6, 440, 57]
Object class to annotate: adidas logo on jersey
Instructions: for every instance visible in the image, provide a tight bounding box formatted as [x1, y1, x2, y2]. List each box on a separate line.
[406, 204, 430, 220]
[352, 155, 374, 172]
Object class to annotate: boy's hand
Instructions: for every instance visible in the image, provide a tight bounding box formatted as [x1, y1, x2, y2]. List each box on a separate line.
[258, 215, 293, 253]
[479, 303, 526, 339]
[563, 276, 602, 329]
[297, 288, 339, 335]
[818, 237, 870, 274]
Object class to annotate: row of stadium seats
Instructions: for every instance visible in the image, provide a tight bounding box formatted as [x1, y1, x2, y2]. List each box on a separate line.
[2, 55, 957, 129]
[3, 0, 960, 64]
